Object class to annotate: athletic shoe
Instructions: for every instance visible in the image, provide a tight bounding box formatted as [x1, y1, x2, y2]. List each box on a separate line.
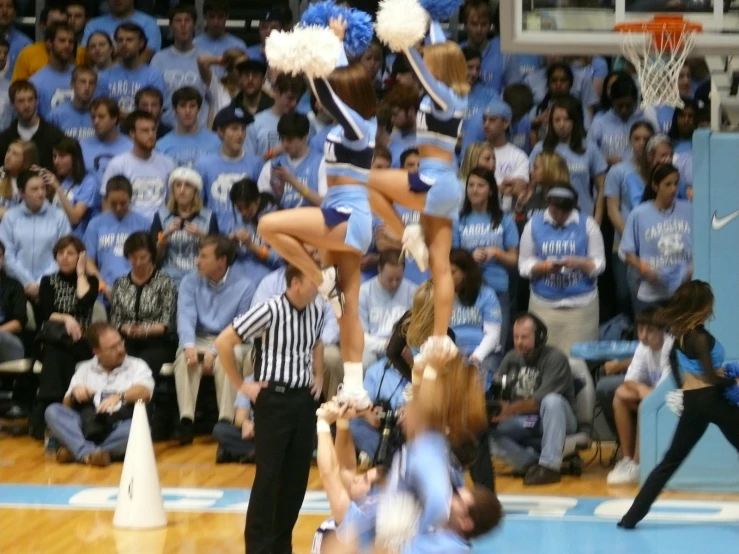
[318, 265, 344, 318]
[607, 457, 640, 485]
[401, 224, 428, 272]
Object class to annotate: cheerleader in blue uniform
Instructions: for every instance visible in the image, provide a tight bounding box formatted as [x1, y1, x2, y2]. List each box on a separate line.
[370, 2, 469, 349]
[619, 280, 739, 529]
[259, 15, 376, 407]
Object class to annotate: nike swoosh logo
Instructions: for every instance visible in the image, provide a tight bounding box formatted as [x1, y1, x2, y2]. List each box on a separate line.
[712, 210, 739, 230]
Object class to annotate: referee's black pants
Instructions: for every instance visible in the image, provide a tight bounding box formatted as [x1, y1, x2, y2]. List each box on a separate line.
[245, 387, 317, 554]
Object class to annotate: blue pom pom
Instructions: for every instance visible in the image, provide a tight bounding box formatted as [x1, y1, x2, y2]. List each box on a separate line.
[724, 383, 739, 407]
[300, 0, 374, 58]
[420, 0, 463, 22]
[343, 8, 374, 58]
[724, 362, 739, 379]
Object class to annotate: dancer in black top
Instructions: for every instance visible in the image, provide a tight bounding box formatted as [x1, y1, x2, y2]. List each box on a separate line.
[618, 280, 739, 529]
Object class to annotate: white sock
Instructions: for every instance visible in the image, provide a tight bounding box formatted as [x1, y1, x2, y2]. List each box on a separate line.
[343, 362, 364, 391]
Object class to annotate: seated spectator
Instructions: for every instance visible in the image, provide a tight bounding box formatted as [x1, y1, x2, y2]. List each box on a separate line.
[83, 176, 150, 300]
[449, 248, 503, 379]
[196, 105, 263, 231]
[249, 246, 342, 400]
[0, 239, 27, 363]
[81, 0, 160, 62]
[97, 23, 165, 116]
[256, 112, 326, 209]
[232, 59, 273, 117]
[173, 236, 255, 445]
[48, 66, 97, 140]
[0, 80, 65, 169]
[0, 170, 71, 300]
[454, 167, 519, 348]
[349, 356, 409, 461]
[45, 322, 155, 467]
[80, 98, 132, 181]
[607, 308, 673, 486]
[155, 87, 221, 168]
[86, 31, 114, 73]
[45, 137, 100, 237]
[193, 0, 247, 59]
[227, 178, 281, 283]
[133, 86, 171, 139]
[212, 375, 256, 464]
[359, 250, 416, 369]
[12, 4, 87, 82]
[0, 139, 37, 220]
[34, 236, 98, 437]
[151, 167, 218, 285]
[518, 183, 605, 356]
[110, 232, 177, 378]
[245, 73, 305, 160]
[491, 313, 576, 485]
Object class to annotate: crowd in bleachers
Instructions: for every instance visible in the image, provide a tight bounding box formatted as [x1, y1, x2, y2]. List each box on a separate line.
[0, 0, 702, 482]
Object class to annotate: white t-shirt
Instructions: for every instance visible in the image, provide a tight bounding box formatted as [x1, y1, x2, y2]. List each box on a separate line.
[494, 142, 529, 185]
[101, 151, 175, 221]
[208, 78, 234, 120]
[624, 334, 675, 387]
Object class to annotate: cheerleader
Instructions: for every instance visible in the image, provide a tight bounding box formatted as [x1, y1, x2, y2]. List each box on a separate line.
[371, 3, 470, 347]
[619, 281, 739, 529]
[258, 14, 376, 407]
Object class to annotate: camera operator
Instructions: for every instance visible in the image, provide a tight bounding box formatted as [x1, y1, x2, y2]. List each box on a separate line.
[490, 312, 576, 486]
[349, 356, 409, 467]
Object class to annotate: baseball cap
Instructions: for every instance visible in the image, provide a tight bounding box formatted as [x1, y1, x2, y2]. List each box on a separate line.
[237, 58, 267, 75]
[213, 105, 253, 130]
[261, 8, 288, 24]
[484, 99, 513, 121]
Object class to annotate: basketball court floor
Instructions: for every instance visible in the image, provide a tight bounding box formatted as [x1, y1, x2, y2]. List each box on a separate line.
[1, 437, 738, 554]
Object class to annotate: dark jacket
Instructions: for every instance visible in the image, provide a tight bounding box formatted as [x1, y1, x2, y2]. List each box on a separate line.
[0, 117, 65, 170]
[0, 269, 27, 329]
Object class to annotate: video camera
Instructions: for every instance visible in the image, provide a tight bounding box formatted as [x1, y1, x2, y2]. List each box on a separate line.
[374, 400, 404, 468]
[486, 370, 518, 419]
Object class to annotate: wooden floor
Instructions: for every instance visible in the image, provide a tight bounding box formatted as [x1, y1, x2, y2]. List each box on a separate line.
[1, 436, 738, 554]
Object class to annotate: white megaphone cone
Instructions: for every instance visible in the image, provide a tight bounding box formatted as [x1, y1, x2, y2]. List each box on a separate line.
[113, 400, 167, 529]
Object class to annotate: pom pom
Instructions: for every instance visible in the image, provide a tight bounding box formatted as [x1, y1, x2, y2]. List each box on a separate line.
[724, 362, 739, 380]
[301, 1, 374, 58]
[665, 390, 683, 416]
[376, 0, 428, 52]
[724, 383, 739, 407]
[375, 491, 421, 551]
[291, 25, 343, 79]
[420, 0, 463, 22]
[265, 30, 304, 76]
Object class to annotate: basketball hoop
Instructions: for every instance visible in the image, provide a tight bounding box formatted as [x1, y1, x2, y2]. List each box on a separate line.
[615, 16, 702, 109]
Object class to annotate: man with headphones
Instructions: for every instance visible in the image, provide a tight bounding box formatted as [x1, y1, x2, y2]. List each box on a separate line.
[489, 312, 577, 485]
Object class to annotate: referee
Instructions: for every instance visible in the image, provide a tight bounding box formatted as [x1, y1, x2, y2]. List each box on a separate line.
[215, 265, 325, 554]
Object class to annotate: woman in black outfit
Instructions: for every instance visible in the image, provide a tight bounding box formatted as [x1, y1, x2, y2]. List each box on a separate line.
[109, 232, 177, 377]
[619, 280, 739, 529]
[33, 235, 99, 437]
[385, 280, 496, 493]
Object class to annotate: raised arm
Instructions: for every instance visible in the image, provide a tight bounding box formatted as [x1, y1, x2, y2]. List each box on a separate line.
[403, 43, 453, 114]
[308, 75, 367, 142]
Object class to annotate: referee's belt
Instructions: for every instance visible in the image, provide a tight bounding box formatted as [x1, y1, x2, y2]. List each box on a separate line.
[265, 382, 311, 394]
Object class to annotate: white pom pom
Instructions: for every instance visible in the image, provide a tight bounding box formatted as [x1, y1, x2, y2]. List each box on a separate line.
[265, 30, 303, 76]
[376, 0, 428, 52]
[375, 491, 421, 551]
[420, 335, 458, 361]
[292, 25, 342, 79]
[666, 390, 684, 416]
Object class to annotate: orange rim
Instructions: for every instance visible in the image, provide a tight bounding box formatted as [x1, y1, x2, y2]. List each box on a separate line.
[615, 15, 702, 51]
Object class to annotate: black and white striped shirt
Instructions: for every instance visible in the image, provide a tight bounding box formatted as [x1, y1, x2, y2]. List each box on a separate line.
[233, 294, 325, 388]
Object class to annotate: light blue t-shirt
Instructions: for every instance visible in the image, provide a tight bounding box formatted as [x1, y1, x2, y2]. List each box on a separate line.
[451, 286, 502, 357]
[80, 134, 133, 183]
[453, 212, 519, 292]
[460, 38, 521, 96]
[53, 174, 100, 237]
[359, 277, 417, 340]
[529, 141, 608, 217]
[29, 65, 74, 119]
[155, 127, 222, 168]
[195, 151, 264, 231]
[603, 159, 638, 241]
[193, 33, 247, 57]
[98, 63, 166, 114]
[82, 11, 162, 52]
[402, 530, 469, 554]
[245, 110, 281, 158]
[48, 101, 95, 140]
[388, 130, 417, 168]
[589, 109, 655, 162]
[150, 46, 209, 129]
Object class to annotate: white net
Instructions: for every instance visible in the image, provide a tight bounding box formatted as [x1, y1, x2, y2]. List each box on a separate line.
[620, 25, 699, 109]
